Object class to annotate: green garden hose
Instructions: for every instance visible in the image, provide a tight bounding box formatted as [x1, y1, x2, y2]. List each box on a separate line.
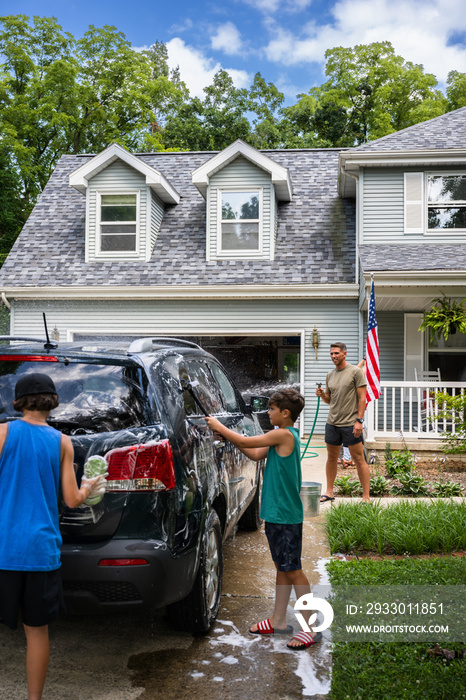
[300, 395, 323, 460]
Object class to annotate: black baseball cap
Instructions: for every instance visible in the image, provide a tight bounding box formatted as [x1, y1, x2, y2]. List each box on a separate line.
[15, 373, 57, 400]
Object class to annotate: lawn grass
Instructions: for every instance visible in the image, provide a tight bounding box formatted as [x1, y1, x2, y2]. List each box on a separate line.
[325, 499, 466, 555]
[327, 555, 466, 585]
[327, 558, 466, 700]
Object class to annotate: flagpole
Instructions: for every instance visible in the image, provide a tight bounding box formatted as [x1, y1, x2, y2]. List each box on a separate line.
[366, 272, 381, 403]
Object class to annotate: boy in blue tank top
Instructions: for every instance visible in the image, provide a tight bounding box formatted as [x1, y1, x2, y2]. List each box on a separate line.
[0, 373, 106, 700]
[205, 388, 321, 651]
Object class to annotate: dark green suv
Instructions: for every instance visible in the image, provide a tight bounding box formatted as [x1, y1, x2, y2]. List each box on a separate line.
[0, 336, 264, 632]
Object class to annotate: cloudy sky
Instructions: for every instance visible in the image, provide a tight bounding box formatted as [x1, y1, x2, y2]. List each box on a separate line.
[6, 0, 466, 102]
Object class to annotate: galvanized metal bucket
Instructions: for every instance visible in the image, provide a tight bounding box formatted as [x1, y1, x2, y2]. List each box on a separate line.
[300, 481, 322, 517]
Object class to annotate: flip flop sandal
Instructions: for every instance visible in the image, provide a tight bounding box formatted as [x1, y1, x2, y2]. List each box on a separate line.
[249, 618, 293, 635]
[319, 494, 335, 502]
[287, 631, 323, 650]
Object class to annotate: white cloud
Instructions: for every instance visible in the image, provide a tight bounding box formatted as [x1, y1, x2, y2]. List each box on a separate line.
[263, 0, 466, 84]
[274, 75, 304, 99]
[168, 19, 194, 34]
[243, 0, 312, 12]
[211, 22, 243, 55]
[166, 38, 251, 97]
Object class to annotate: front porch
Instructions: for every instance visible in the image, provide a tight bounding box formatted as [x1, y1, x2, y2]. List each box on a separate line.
[365, 380, 466, 456]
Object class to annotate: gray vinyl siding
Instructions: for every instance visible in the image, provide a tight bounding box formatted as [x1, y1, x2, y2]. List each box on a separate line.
[363, 310, 406, 431]
[361, 168, 405, 242]
[362, 166, 466, 244]
[207, 156, 275, 260]
[87, 161, 148, 261]
[12, 297, 360, 434]
[150, 192, 165, 253]
[362, 310, 405, 379]
[378, 312, 405, 380]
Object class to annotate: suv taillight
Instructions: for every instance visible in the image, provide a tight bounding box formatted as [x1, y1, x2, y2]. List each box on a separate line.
[105, 441, 176, 492]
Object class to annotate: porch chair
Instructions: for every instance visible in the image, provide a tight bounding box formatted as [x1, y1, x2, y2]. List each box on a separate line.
[414, 367, 441, 433]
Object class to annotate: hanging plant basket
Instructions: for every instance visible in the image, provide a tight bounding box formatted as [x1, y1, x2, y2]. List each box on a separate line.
[419, 294, 466, 342]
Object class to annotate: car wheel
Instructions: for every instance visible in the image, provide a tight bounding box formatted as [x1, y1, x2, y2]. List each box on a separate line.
[238, 468, 262, 531]
[167, 508, 223, 634]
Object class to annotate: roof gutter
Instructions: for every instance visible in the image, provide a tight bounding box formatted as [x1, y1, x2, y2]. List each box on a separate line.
[0, 283, 359, 302]
[340, 147, 466, 170]
[1, 292, 10, 309]
[338, 147, 466, 196]
[363, 270, 466, 286]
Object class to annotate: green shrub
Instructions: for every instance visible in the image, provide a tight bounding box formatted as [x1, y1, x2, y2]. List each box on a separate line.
[391, 472, 430, 496]
[434, 391, 466, 455]
[385, 449, 415, 478]
[431, 480, 464, 497]
[369, 475, 390, 496]
[334, 475, 361, 496]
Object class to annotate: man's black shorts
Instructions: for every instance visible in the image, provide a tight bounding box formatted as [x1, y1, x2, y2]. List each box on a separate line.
[264, 522, 303, 572]
[0, 569, 65, 630]
[325, 423, 363, 447]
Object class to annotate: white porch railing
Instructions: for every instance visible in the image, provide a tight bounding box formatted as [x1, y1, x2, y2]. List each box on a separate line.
[365, 381, 466, 440]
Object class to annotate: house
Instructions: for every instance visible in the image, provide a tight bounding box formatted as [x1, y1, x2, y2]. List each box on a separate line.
[2, 108, 466, 437]
[340, 108, 466, 440]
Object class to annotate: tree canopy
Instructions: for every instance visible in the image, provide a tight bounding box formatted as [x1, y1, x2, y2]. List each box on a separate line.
[1, 14, 465, 261]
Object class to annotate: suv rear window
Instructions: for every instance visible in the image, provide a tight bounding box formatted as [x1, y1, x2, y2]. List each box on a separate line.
[0, 360, 149, 434]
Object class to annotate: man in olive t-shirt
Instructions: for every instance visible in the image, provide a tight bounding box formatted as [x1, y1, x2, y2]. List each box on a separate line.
[316, 343, 371, 502]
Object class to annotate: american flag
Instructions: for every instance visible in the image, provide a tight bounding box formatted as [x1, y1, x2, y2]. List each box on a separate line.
[366, 279, 380, 403]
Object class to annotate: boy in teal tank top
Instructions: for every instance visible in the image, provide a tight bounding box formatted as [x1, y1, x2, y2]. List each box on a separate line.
[205, 388, 321, 651]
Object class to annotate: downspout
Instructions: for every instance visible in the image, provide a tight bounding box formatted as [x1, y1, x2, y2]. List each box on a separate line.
[1, 292, 10, 309]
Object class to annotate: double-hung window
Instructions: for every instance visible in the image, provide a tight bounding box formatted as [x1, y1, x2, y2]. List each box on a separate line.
[219, 190, 261, 253]
[427, 175, 466, 230]
[99, 193, 138, 253]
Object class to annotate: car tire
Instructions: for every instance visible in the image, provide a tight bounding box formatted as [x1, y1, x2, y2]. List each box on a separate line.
[238, 468, 262, 531]
[167, 508, 223, 634]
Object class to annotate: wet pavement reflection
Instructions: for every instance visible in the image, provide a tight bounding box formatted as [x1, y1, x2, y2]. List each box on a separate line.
[0, 517, 331, 700]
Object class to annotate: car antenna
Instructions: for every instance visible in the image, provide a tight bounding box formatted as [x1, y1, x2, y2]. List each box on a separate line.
[42, 312, 58, 350]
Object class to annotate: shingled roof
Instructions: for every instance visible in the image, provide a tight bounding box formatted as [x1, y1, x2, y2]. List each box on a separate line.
[354, 106, 466, 152]
[0, 148, 355, 288]
[359, 244, 466, 272]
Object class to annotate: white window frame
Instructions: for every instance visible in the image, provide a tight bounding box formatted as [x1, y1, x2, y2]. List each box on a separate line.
[216, 187, 263, 258]
[96, 191, 140, 258]
[425, 171, 466, 235]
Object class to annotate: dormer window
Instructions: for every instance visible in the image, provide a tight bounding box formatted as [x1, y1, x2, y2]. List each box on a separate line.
[220, 190, 261, 252]
[191, 140, 292, 262]
[99, 194, 138, 253]
[69, 143, 180, 262]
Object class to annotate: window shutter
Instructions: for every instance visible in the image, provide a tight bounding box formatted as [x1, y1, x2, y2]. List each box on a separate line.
[404, 172, 424, 233]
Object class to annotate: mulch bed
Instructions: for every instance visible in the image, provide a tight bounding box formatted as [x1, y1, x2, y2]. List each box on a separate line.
[338, 459, 466, 496]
